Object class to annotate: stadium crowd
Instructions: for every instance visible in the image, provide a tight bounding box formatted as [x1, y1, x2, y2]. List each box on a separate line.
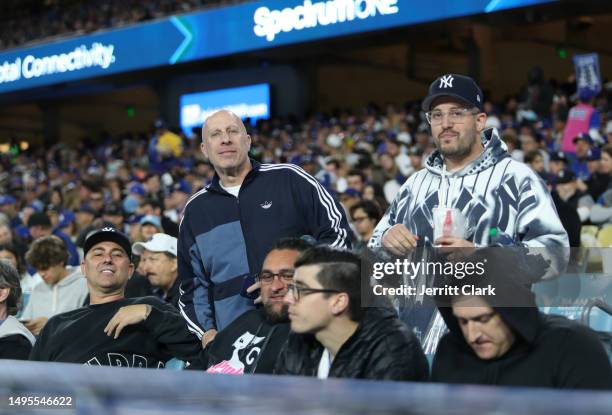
[0, 0, 246, 51]
[0, 69, 612, 389]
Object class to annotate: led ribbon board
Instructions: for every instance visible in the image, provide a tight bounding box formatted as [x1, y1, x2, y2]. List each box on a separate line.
[0, 0, 556, 94]
[180, 84, 270, 135]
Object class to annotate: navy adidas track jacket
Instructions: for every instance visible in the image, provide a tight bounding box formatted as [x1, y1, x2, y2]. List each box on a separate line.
[178, 160, 351, 338]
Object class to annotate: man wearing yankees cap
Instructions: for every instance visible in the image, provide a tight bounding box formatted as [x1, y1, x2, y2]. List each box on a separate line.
[370, 73, 567, 251]
[30, 227, 201, 368]
[368, 74, 568, 345]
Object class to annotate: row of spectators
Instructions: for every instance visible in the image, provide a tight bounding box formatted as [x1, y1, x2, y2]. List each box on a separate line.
[1, 229, 608, 388]
[0, 0, 245, 51]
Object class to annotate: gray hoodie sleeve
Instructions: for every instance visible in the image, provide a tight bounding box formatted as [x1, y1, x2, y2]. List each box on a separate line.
[590, 204, 612, 225]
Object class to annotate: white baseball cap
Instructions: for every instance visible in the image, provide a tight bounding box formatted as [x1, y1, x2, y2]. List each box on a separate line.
[132, 233, 177, 257]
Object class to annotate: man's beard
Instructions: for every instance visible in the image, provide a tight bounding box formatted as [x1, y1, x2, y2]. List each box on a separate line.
[436, 126, 478, 160]
[438, 136, 473, 159]
[263, 302, 289, 324]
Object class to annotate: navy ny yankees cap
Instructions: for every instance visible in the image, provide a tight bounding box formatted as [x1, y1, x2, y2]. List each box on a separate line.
[84, 227, 132, 260]
[422, 74, 484, 112]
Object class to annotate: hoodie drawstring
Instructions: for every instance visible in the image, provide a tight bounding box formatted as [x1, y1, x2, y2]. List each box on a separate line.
[440, 164, 457, 209]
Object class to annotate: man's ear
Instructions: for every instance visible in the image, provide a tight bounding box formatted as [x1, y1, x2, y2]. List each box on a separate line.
[476, 113, 488, 133]
[200, 141, 209, 160]
[331, 293, 349, 316]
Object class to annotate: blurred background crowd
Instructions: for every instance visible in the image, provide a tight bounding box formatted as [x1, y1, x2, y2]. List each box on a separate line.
[0, 0, 243, 50]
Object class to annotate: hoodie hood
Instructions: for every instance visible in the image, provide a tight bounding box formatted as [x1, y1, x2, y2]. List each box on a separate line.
[435, 248, 540, 348]
[56, 266, 84, 287]
[425, 128, 509, 177]
[0, 315, 36, 345]
[438, 305, 539, 350]
[435, 247, 543, 346]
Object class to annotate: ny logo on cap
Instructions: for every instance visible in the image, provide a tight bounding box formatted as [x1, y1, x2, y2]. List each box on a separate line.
[439, 75, 454, 88]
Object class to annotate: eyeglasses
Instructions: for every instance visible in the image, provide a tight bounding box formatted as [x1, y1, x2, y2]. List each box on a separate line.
[425, 108, 479, 125]
[286, 283, 341, 301]
[257, 270, 294, 284]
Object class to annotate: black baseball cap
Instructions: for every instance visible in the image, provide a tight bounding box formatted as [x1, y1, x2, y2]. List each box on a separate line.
[555, 169, 576, 184]
[27, 212, 52, 228]
[550, 151, 568, 163]
[421, 73, 484, 112]
[83, 227, 132, 259]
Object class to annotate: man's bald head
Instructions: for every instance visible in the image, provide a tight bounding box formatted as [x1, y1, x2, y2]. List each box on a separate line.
[200, 109, 252, 181]
[202, 110, 247, 142]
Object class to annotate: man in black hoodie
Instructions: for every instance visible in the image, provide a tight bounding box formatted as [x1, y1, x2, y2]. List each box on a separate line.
[30, 228, 202, 368]
[201, 238, 311, 374]
[431, 249, 612, 389]
[275, 246, 428, 381]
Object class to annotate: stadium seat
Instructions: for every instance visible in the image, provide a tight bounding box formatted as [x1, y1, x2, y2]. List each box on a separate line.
[587, 307, 612, 332]
[579, 226, 601, 271]
[597, 225, 612, 248]
[165, 358, 186, 370]
[581, 225, 599, 247]
[540, 306, 583, 321]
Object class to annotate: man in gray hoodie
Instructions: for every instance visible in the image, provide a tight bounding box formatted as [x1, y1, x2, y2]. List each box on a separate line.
[21, 235, 88, 335]
[0, 261, 35, 359]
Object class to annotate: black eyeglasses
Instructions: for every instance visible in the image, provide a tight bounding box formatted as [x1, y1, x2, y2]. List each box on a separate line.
[286, 283, 341, 301]
[257, 270, 294, 285]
